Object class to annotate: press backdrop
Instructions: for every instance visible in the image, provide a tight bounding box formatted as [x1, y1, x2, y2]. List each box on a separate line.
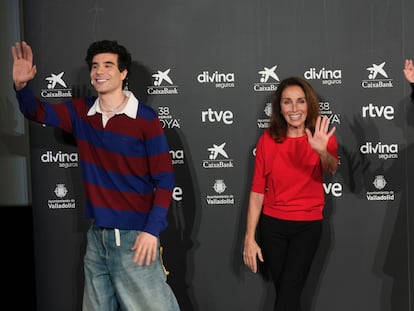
[16, 0, 414, 310]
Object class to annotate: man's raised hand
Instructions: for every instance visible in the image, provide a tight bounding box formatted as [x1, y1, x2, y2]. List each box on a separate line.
[11, 41, 37, 90]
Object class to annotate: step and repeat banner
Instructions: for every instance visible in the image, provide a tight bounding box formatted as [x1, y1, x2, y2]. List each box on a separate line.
[20, 0, 414, 310]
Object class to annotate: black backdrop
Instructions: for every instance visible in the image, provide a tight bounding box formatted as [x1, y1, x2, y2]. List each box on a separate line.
[16, 0, 414, 310]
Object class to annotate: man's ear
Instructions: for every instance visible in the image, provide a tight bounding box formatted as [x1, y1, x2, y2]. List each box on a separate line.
[121, 69, 128, 80]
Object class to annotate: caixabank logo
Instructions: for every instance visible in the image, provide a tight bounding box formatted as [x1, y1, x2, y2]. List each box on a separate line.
[361, 61, 393, 89]
[202, 142, 234, 169]
[147, 68, 179, 95]
[253, 65, 280, 92]
[41, 71, 72, 98]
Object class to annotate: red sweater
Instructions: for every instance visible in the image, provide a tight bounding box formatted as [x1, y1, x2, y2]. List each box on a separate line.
[251, 130, 338, 221]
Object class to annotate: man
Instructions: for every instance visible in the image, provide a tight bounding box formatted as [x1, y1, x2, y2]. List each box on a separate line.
[12, 40, 180, 311]
[404, 58, 414, 100]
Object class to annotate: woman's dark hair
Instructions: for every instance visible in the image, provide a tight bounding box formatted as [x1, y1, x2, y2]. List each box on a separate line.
[268, 77, 320, 143]
[85, 40, 132, 88]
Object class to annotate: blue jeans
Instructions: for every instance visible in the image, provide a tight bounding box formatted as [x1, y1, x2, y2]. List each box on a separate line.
[82, 224, 180, 311]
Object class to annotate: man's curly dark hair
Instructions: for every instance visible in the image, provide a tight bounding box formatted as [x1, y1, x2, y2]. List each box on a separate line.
[85, 40, 132, 84]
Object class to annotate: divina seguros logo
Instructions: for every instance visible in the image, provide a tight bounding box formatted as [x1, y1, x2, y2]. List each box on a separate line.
[41, 150, 78, 168]
[304, 67, 342, 85]
[197, 71, 235, 89]
[360, 141, 398, 160]
[170, 149, 184, 165]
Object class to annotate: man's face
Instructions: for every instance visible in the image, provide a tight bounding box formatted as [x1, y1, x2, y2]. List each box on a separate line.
[90, 53, 126, 95]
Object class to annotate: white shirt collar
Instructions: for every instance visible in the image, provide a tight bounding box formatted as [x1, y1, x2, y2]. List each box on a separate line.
[87, 90, 139, 119]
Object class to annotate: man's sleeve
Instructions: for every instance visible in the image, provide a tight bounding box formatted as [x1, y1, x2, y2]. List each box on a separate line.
[411, 83, 414, 101]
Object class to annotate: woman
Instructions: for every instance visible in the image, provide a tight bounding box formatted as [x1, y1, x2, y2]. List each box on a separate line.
[243, 77, 339, 310]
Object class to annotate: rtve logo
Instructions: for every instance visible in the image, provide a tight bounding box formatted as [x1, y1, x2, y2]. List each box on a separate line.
[362, 103, 394, 120]
[172, 186, 183, 201]
[201, 108, 234, 124]
[323, 182, 342, 197]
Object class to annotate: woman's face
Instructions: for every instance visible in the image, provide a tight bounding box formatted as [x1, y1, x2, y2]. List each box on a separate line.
[280, 85, 308, 135]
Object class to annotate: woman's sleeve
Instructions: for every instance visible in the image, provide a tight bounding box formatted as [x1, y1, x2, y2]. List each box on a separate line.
[327, 134, 339, 159]
[251, 133, 267, 194]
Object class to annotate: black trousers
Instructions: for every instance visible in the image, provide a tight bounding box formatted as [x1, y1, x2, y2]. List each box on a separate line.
[259, 214, 323, 311]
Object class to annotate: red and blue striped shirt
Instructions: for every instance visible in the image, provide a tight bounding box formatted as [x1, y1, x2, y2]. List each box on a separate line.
[16, 86, 174, 236]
